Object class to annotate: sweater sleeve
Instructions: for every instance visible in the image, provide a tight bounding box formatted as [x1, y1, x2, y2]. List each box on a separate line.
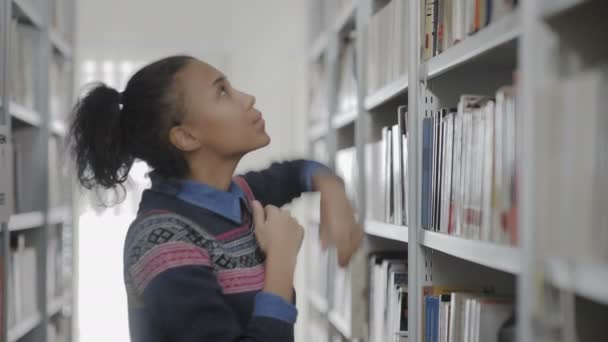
[142, 265, 296, 342]
[241, 159, 332, 207]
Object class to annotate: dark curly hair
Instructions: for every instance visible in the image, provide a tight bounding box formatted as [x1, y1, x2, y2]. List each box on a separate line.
[69, 55, 194, 191]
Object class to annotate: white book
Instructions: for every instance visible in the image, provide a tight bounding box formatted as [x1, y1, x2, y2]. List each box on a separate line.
[463, 298, 472, 342]
[384, 127, 393, 223]
[398, 106, 409, 225]
[460, 109, 472, 237]
[448, 292, 474, 342]
[392, 124, 403, 225]
[471, 299, 480, 342]
[438, 295, 451, 342]
[440, 113, 455, 233]
[480, 101, 495, 241]
[470, 109, 484, 240]
[492, 89, 506, 243]
[451, 111, 463, 236]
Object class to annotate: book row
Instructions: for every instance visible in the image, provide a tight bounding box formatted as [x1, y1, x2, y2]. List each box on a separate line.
[422, 87, 518, 245]
[366, 0, 409, 96]
[423, 0, 517, 60]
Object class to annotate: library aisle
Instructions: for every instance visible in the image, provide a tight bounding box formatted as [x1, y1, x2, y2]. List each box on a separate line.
[1, 1, 607, 342]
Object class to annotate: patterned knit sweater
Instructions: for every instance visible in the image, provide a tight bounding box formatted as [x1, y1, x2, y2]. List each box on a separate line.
[123, 160, 329, 342]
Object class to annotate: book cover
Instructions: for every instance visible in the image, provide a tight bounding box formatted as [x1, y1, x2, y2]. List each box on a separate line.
[422, 116, 434, 229]
[480, 101, 495, 241]
[392, 124, 403, 225]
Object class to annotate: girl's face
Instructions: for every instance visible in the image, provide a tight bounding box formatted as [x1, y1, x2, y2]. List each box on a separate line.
[170, 59, 270, 159]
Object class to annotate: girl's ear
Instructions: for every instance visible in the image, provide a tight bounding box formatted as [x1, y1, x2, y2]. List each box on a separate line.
[169, 125, 202, 152]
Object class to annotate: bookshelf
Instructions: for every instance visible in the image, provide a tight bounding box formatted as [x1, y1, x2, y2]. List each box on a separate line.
[0, 0, 77, 342]
[307, 0, 608, 341]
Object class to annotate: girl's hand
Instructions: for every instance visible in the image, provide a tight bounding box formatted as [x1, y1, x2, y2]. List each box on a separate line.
[315, 173, 364, 267]
[252, 200, 305, 261]
[252, 200, 304, 302]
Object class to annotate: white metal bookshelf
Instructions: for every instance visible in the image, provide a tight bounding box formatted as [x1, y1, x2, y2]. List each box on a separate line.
[363, 74, 408, 111]
[364, 220, 408, 243]
[1, 0, 77, 342]
[307, 0, 608, 341]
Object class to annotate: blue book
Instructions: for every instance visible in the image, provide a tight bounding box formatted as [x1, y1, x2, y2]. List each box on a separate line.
[421, 117, 434, 229]
[430, 296, 440, 342]
[425, 296, 432, 342]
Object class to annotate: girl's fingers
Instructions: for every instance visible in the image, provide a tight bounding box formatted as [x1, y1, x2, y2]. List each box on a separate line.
[252, 200, 265, 229]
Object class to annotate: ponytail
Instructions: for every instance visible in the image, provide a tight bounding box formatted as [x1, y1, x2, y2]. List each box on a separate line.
[69, 55, 194, 198]
[69, 83, 134, 190]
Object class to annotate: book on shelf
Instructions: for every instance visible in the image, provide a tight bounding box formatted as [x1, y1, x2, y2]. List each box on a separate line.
[422, 286, 515, 342]
[369, 253, 408, 342]
[421, 87, 518, 246]
[10, 19, 38, 110]
[8, 233, 39, 328]
[365, 105, 409, 226]
[366, 0, 408, 96]
[336, 34, 358, 116]
[423, 0, 518, 60]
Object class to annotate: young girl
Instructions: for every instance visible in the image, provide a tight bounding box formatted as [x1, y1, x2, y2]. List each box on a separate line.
[69, 55, 363, 342]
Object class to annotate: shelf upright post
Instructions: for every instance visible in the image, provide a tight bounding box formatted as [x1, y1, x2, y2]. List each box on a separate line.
[0, 0, 11, 341]
[408, 0, 423, 340]
[351, 0, 373, 339]
[518, 0, 540, 341]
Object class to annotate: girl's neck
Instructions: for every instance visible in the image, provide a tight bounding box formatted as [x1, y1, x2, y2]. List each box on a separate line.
[187, 153, 241, 191]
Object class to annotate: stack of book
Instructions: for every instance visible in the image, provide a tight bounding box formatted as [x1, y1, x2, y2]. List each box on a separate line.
[537, 65, 608, 262]
[423, 286, 515, 342]
[421, 87, 518, 246]
[365, 106, 409, 226]
[8, 234, 40, 328]
[422, 0, 518, 60]
[369, 253, 408, 342]
[10, 20, 38, 110]
[336, 35, 358, 116]
[366, 0, 408, 95]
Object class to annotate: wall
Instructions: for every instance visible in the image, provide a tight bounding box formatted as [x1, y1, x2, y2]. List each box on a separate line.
[74, 1, 311, 341]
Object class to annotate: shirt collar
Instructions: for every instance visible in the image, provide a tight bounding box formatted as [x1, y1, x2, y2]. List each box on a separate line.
[149, 172, 247, 224]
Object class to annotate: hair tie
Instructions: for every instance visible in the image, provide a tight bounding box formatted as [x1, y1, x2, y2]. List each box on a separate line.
[118, 91, 125, 105]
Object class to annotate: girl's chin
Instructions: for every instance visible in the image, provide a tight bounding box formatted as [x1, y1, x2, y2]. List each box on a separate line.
[249, 133, 271, 152]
